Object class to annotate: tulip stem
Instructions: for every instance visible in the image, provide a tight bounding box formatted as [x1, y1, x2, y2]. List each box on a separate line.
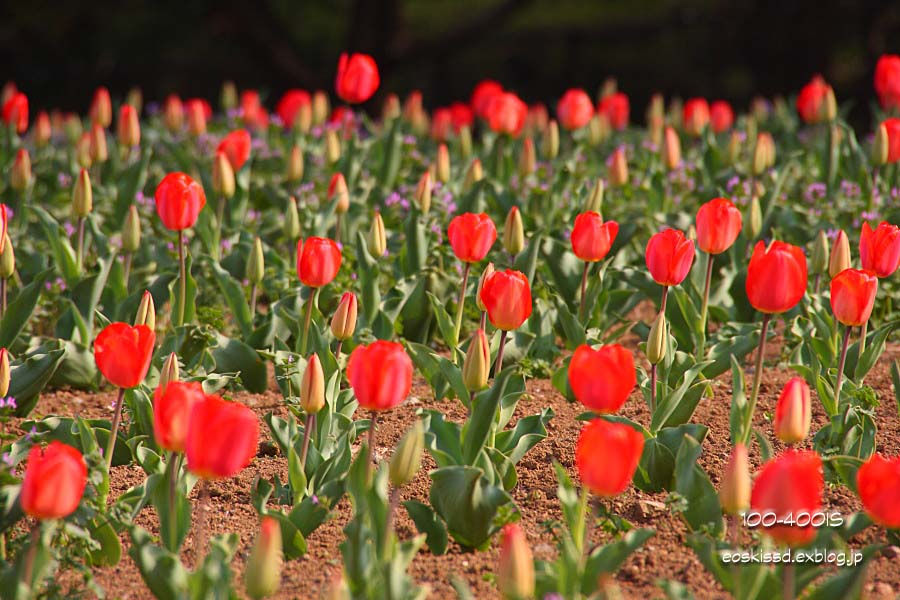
[123, 252, 133, 290]
[573, 488, 590, 555]
[833, 325, 852, 416]
[176, 229, 186, 327]
[382, 487, 400, 556]
[194, 479, 210, 562]
[650, 363, 658, 413]
[76, 216, 86, 273]
[858, 321, 868, 370]
[366, 411, 378, 476]
[578, 262, 590, 323]
[730, 515, 741, 599]
[783, 562, 795, 600]
[699, 252, 714, 336]
[164, 452, 182, 551]
[660, 285, 669, 314]
[742, 314, 771, 445]
[334, 340, 343, 361]
[216, 195, 226, 244]
[105, 387, 127, 472]
[300, 287, 318, 356]
[493, 330, 508, 377]
[480, 311, 486, 331]
[249, 283, 258, 318]
[869, 167, 879, 212]
[813, 274, 821, 296]
[334, 213, 342, 245]
[21, 523, 40, 591]
[453, 262, 471, 349]
[299, 413, 315, 473]
[0, 278, 6, 318]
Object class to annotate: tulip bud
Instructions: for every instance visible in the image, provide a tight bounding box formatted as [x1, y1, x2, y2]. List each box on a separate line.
[497, 523, 534, 600]
[823, 86, 837, 122]
[476, 263, 495, 312]
[463, 158, 483, 192]
[127, 87, 143, 113]
[134, 290, 156, 331]
[687, 224, 697, 241]
[389, 420, 424, 487]
[11, 149, 32, 191]
[159, 352, 180, 390]
[436, 143, 450, 183]
[503, 207, 525, 256]
[284, 197, 301, 241]
[459, 124, 473, 158]
[324, 129, 341, 165]
[588, 114, 610, 145]
[415, 170, 432, 215]
[186, 102, 206, 137]
[0, 348, 9, 398]
[247, 237, 265, 284]
[312, 90, 330, 126]
[89, 123, 108, 163]
[164, 96, 184, 133]
[828, 230, 850, 279]
[462, 329, 490, 392]
[285, 145, 304, 182]
[244, 516, 282, 600]
[646, 312, 667, 365]
[0, 234, 15, 280]
[300, 354, 325, 414]
[72, 169, 93, 218]
[328, 173, 349, 214]
[586, 179, 604, 214]
[667, 97, 684, 128]
[118, 106, 140, 148]
[648, 118, 663, 147]
[64, 114, 83, 144]
[774, 377, 811, 444]
[330, 292, 358, 341]
[518, 138, 536, 178]
[76, 133, 92, 168]
[368, 211, 386, 257]
[810, 230, 829, 275]
[607, 148, 628, 187]
[323, 573, 350, 600]
[719, 443, 750, 515]
[541, 120, 559, 159]
[727, 130, 742, 165]
[871, 123, 889, 168]
[663, 126, 681, 170]
[746, 196, 762, 240]
[646, 93, 665, 123]
[213, 151, 236, 199]
[752, 134, 768, 176]
[122, 205, 142, 253]
[382, 94, 401, 121]
[220, 81, 238, 111]
[600, 77, 618, 99]
[34, 112, 52, 147]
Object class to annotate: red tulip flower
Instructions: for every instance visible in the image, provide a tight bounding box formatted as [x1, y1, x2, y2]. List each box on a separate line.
[575, 419, 644, 498]
[571, 212, 618, 262]
[696, 198, 742, 255]
[526, 103, 549, 134]
[347, 340, 413, 411]
[746, 241, 807, 314]
[117, 104, 140, 148]
[568, 344, 635, 413]
[856, 453, 900, 528]
[0, 204, 8, 249]
[448, 213, 498, 263]
[883, 118, 900, 163]
[449, 102, 474, 132]
[480, 269, 533, 331]
[471, 80, 504, 119]
[860, 221, 900, 277]
[276, 89, 311, 129]
[796, 75, 830, 124]
[155, 172, 207, 231]
[185, 394, 259, 479]
[485, 92, 528, 137]
[709, 100, 734, 133]
[431, 108, 454, 141]
[296, 237, 342, 288]
[335, 52, 380, 104]
[830, 268, 877, 327]
[153, 381, 205, 453]
[89, 86, 112, 127]
[20, 441, 87, 520]
[217, 129, 251, 171]
[94, 322, 155, 389]
[556, 89, 594, 130]
[750, 450, 823, 546]
[645, 228, 695, 287]
[682, 98, 710, 136]
[773, 377, 811, 444]
[597, 92, 629, 130]
[2, 92, 28, 133]
[875, 54, 900, 111]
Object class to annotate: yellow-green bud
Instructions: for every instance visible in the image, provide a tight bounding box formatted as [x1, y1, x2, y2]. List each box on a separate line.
[323, 574, 350, 600]
[213, 150, 236, 199]
[247, 237, 265, 284]
[382, 94, 401, 121]
[667, 97, 684, 129]
[463, 329, 490, 392]
[747, 196, 762, 240]
[823, 87, 837, 122]
[312, 91, 330, 126]
[752, 133, 768, 176]
[329, 173, 349, 215]
[76, 133, 92, 168]
[518, 137, 536, 177]
[220, 81, 238, 111]
[0, 234, 15, 279]
[72, 168, 93, 218]
[810, 230, 829, 275]
[122, 205, 141, 253]
[600, 77, 618, 99]
[0, 348, 9, 399]
[459, 124, 473, 159]
[686, 224, 697, 241]
[646, 312, 667, 366]
[127, 87, 143, 113]
[89, 124, 108, 164]
[476, 263, 494, 312]
[244, 516, 282, 600]
[436, 143, 450, 183]
[284, 197, 301, 241]
[608, 148, 629, 187]
[325, 129, 341, 165]
[542, 120, 559, 159]
[330, 292, 358, 341]
[11, 149, 32, 191]
[65, 114, 83, 144]
[873, 123, 889, 167]
[368, 212, 386, 258]
[503, 206, 525, 256]
[134, 290, 156, 332]
[415, 170, 432, 215]
[300, 353, 325, 414]
[389, 420, 424, 487]
[159, 352, 180, 390]
[719, 443, 750, 516]
[828, 229, 850, 279]
[463, 158, 483, 193]
[586, 179, 604, 214]
[285, 145, 304, 182]
[727, 130, 742, 165]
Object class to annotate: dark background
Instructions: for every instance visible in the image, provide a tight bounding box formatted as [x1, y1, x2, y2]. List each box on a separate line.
[3, 0, 899, 127]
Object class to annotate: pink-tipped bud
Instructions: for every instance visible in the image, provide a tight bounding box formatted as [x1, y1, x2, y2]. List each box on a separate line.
[719, 443, 751, 515]
[244, 516, 283, 599]
[497, 523, 534, 600]
[330, 292, 358, 341]
[774, 377, 811, 444]
[300, 354, 325, 415]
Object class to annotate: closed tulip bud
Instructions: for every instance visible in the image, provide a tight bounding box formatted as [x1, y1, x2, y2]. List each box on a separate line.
[647, 93, 665, 124]
[518, 137, 536, 177]
[828, 230, 850, 278]
[285, 145, 304, 182]
[646, 312, 667, 365]
[0, 347, 8, 398]
[503, 207, 525, 256]
[648, 119, 663, 147]
[463, 158, 483, 192]
[586, 179, 604, 214]
[89, 87, 112, 128]
[476, 263, 495, 312]
[463, 329, 490, 392]
[117, 104, 140, 148]
[751, 134, 768, 176]
[382, 93, 401, 121]
[368, 211, 386, 257]
[436, 143, 450, 183]
[0, 234, 15, 279]
[34, 111, 52, 147]
[497, 523, 535, 600]
[873, 123, 890, 167]
[325, 129, 341, 165]
[663, 126, 681, 170]
[89, 123, 108, 163]
[159, 352, 180, 390]
[64, 113, 83, 143]
[11, 148, 31, 191]
[588, 114, 610, 145]
[122, 205, 141, 253]
[164, 95, 184, 132]
[76, 133, 92, 168]
[247, 237, 265, 284]
[810, 230, 829, 275]
[186, 101, 207, 137]
[823, 87, 837, 122]
[72, 168, 93, 217]
[389, 420, 424, 487]
[719, 443, 750, 515]
[328, 173, 349, 214]
[542, 120, 559, 159]
[127, 87, 143, 113]
[608, 148, 628, 186]
[300, 353, 325, 414]
[284, 197, 301, 241]
[746, 196, 762, 240]
[331, 292, 358, 341]
[774, 377, 811, 444]
[727, 130, 742, 164]
[20, 442, 87, 520]
[244, 517, 282, 600]
[324, 574, 350, 600]
[220, 81, 238, 111]
[312, 90, 330, 126]
[213, 151, 236, 199]
[415, 170, 432, 214]
[600, 77, 617, 98]
[134, 290, 156, 331]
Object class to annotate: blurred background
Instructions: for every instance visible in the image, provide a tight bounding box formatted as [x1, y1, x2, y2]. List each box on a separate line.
[3, 0, 899, 128]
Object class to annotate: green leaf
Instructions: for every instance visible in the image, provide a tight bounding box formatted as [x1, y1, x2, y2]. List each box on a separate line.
[10, 343, 66, 417]
[673, 436, 723, 535]
[128, 526, 190, 600]
[463, 369, 516, 464]
[0, 270, 50, 348]
[168, 254, 198, 327]
[87, 517, 122, 567]
[429, 465, 516, 549]
[210, 334, 267, 393]
[651, 361, 709, 432]
[427, 291, 458, 349]
[403, 500, 448, 555]
[208, 259, 253, 337]
[583, 528, 655, 588]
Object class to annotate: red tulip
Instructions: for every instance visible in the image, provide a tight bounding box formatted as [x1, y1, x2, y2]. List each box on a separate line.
[346, 341, 413, 411]
[556, 89, 594, 131]
[431, 108, 454, 141]
[20, 441, 87, 520]
[856, 453, 900, 528]
[568, 344, 635, 413]
[471, 80, 504, 119]
[296, 237, 342, 288]
[479, 269, 532, 331]
[155, 172, 207, 231]
[449, 102, 474, 132]
[709, 100, 734, 133]
[696, 197, 742, 255]
[746, 241, 807, 314]
[0, 204, 8, 248]
[448, 213, 497, 263]
[153, 381, 204, 453]
[883, 118, 900, 163]
[335, 52, 380, 104]
[597, 92, 629, 130]
[2, 92, 28, 133]
[185, 394, 259, 479]
[276, 89, 311, 129]
[525, 103, 549, 133]
[163, 94, 184, 131]
[185, 99, 208, 136]
[240, 90, 263, 128]
[860, 221, 900, 278]
[645, 228, 695, 286]
[575, 419, 644, 497]
[682, 98, 710, 136]
[217, 129, 251, 171]
[94, 322, 155, 389]
[485, 92, 528, 137]
[750, 450, 823, 546]
[89, 86, 112, 127]
[830, 268, 878, 327]
[117, 104, 140, 147]
[796, 75, 830, 124]
[875, 55, 900, 111]
[570, 212, 618, 262]
[773, 377, 811, 444]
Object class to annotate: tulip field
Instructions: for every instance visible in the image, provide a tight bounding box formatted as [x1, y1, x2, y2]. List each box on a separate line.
[2, 52, 900, 599]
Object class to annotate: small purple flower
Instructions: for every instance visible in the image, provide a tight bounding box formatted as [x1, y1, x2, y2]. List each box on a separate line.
[58, 172, 73, 188]
[63, 221, 76, 237]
